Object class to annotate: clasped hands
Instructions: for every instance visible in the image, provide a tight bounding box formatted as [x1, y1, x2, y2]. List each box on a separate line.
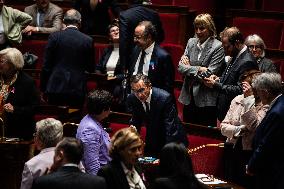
[180, 55, 218, 88]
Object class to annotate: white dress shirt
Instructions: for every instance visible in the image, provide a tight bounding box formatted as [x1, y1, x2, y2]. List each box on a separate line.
[133, 42, 155, 75]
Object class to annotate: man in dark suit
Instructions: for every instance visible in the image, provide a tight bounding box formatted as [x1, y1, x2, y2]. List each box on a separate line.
[127, 74, 188, 157]
[204, 27, 258, 121]
[74, 0, 120, 35]
[246, 73, 284, 189]
[119, 0, 164, 71]
[129, 21, 174, 94]
[40, 9, 94, 108]
[32, 137, 106, 189]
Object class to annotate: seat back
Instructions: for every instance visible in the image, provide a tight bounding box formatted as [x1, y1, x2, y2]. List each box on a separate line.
[233, 17, 284, 49]
[16, 40, 48, 69]
[63, 122, 79, 137]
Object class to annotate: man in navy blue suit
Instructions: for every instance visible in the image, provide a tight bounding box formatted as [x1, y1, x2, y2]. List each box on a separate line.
[40, 9, 94, 108]
[246, 73, 284, 189]
[204, 27, 258, 121]
[119, 0, 164, 71]
[127, 74, 188, 157]
[129, 21, 174, 95]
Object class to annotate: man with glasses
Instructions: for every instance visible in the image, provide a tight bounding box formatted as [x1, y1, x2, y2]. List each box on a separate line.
[129, 21, 174, 95]
[119, 0, 164, 72]
[204, 27, 258, 122]
[127, 74, 188, 157]
[20, 118, 63, 189]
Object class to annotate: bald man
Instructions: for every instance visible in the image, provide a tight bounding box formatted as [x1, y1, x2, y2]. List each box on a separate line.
[40, 9, 94, 108]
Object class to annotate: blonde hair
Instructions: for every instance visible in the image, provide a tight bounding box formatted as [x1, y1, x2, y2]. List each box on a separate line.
[109, 127, 143, 159]
[0, 48, 24, 70]
[194, 13, 217, 38]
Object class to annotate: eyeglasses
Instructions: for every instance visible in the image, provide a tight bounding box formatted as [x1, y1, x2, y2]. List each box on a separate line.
[109, 28, 119, 33]
[131, 88, 145, 94]
[248, 45, 262, 50]
[133, 35, 144, 40]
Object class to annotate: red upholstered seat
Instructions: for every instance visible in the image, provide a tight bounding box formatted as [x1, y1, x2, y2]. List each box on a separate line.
[279, 28, 284, 50]
[188, 135, 224, 178]
[184, 0, 217, 14]
[16, 40, 48, 69]
[94, 43, 109, 65]
[262, 0, 284, 12]
[173, 0, 188, 6]
[233, 17, 284, 49]
[108, 123, 146, 142]
[161, 43, 184, 81]
[152, 0, 173, 5]
[159, 13, 181, 45]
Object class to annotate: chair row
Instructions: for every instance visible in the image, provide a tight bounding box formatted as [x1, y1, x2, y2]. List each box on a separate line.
[227, 9, 284, 50]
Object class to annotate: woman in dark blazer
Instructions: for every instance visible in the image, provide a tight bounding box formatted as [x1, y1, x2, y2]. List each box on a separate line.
[0, 48, 39, 140]
[97, 127, 146, 189]
[245, 34, 277, 73]
[96, 20, 123, 78]
[96, 21, 126, 110]
[152, 142, 207, 189]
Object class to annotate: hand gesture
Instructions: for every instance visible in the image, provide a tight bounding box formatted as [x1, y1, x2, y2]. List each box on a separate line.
[242, 81, 253, 97]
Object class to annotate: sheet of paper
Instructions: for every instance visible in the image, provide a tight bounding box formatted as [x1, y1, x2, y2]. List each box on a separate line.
[195, 173, 227, 185]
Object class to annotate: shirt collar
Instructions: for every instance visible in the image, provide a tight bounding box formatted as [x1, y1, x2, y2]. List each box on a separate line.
[268, 94, 282, 111]
[144, 42, 155, 54]
[197, 37, 210, 50]
[40, 147, 56, 154]
[236, 45, 247, 60]
[145, 88, 152, 104]
[66, 25, 78, 30]
[63, 163, 79, 168]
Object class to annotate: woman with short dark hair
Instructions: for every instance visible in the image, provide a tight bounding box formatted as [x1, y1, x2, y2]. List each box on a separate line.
[76, 89, 113, 175]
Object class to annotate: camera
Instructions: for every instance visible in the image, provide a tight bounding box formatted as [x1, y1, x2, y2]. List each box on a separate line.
[198, 69, 212, 79]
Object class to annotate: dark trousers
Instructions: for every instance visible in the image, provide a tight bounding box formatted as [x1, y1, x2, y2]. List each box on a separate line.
[224, 141, 255, 189]
[183, 92, 217, 127]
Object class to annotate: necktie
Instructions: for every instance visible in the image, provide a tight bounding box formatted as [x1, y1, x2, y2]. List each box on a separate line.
[38, 10, 45, 27]
[144, 102, 150, 114]
[137, 51, 146, 74]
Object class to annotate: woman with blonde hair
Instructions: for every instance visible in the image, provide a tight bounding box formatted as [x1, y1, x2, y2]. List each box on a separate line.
[0, 48, 39, 140]
[178, 13, 225, 127]
[98, 127, 146, 189]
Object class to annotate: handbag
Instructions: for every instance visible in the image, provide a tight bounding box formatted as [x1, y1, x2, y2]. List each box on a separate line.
[23, 52, 38, 68]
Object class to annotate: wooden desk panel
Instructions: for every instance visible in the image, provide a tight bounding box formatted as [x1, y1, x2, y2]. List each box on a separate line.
[0, 140, 33, 189]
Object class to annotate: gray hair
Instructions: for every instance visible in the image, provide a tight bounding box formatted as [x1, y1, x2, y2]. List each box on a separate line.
[245, 34, 266, 57]
[252, 72, 282, 96]
[63, 9, 81, 25]
[0, 48, 24, 70]
[36, 118, 63, 148]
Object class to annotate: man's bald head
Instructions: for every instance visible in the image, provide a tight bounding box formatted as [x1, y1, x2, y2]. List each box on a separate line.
[63, 9, 81, 26]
